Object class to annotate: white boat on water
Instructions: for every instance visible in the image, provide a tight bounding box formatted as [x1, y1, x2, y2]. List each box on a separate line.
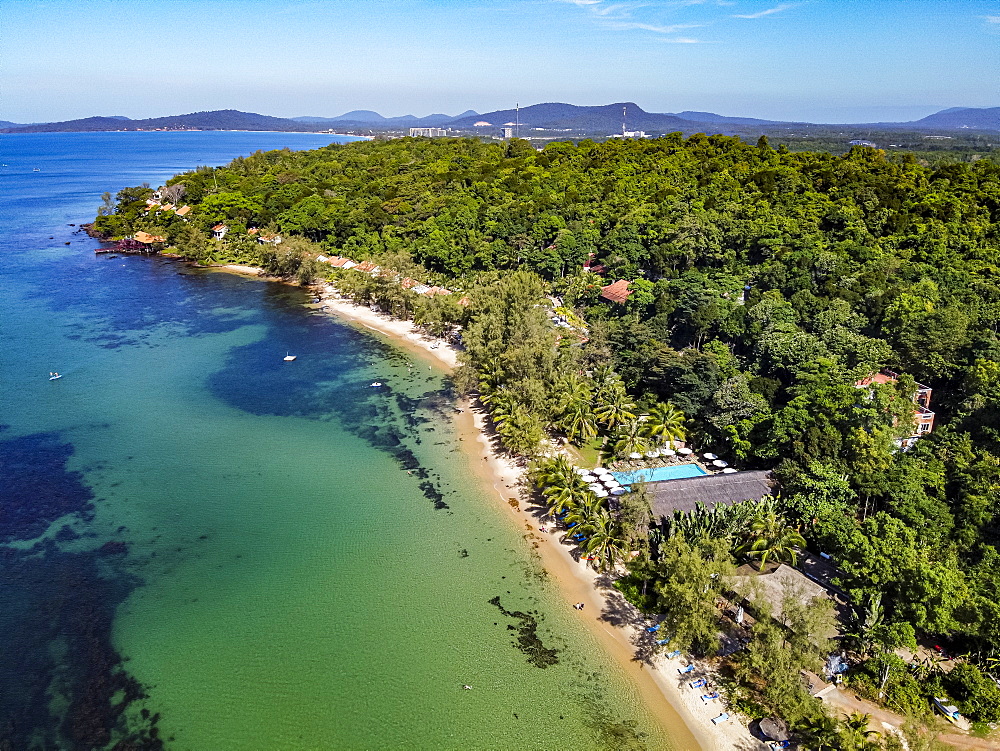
[48, 373, 62, 381]
[283, 353, 297, 361]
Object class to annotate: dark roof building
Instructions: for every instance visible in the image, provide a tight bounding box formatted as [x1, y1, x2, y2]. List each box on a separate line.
[646, 470, 774, 520]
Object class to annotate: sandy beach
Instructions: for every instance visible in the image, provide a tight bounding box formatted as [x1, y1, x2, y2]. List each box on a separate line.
[206, 263, 761, 749]
[309, 284, 765, 751]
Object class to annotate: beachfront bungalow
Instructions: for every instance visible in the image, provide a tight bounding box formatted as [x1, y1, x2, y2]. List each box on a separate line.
[354, 261, 380, 274]
[411, 283, 431, 294]
[400, 277, 419, 290]
[258, 232, 281, 245]
[599, 280, 631, 305]
[132, 231, 167, 245]
[211, 224, 228, 240]
[175, 205, 191, 218]
[316, 255, 330, 263]
[725, 562, 842, 641]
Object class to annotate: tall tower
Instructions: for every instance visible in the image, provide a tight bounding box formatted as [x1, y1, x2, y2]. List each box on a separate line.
[622, 105, 627, 138]
[515, 103, 520, 138]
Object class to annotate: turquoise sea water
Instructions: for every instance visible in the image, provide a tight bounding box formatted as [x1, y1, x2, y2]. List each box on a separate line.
[0, 132, 675, 749]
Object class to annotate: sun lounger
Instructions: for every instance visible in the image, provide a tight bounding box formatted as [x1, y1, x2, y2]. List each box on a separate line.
[711, 713, 730, 725]
[656, 638, 670, 645]
[646, 624, 660, 632]
[666, 649, 681, 658]
[701, 692, 720, 702]
[678, 664, 694, 674]
[689, 678, 707, 689]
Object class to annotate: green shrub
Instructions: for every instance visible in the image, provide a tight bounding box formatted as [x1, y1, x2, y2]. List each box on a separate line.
[944, 663, 1000, 723]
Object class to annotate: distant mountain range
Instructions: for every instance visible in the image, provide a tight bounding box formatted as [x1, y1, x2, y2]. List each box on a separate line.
[1, 104, 998, 135]
[292, 110, 479, 126]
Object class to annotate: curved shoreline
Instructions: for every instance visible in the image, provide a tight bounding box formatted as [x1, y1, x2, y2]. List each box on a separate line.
[309, 288, 764, 751]
[208, 264, 759, 750]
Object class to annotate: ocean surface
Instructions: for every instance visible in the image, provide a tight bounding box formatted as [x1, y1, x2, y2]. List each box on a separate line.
[0, 131, 673, 750]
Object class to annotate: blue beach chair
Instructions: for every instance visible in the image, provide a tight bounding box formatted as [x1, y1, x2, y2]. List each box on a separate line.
[711, 713, 730, 725]
[678, 664, 695, 674]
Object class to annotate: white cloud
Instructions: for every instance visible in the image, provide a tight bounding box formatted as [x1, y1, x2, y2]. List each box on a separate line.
[984, 15, 1000, 23]
[663, 36, 712, 43]
[607, 21, 704, 33]
[554, 0, 715, 35]
[732, 3, 797, 19]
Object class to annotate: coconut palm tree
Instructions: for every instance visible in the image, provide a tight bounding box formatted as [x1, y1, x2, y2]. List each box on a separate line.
[841, 713, 878, 749]
[738, 504, 806, 568]
[562, 493, 604, 540]
[797, 714, 842, 751]
[594, 383, 636, 431]
[556, 374, 599, 444]
[641, 401, 686, 447]
[583, 509, 629, 572]
[612, 418, 648, 458]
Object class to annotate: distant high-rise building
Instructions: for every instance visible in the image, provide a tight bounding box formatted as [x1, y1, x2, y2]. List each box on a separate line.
[409, 127, 448, 137]
[501, 126, 515, 139]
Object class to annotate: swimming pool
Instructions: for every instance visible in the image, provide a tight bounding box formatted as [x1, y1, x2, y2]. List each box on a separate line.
[611, 464, 708, 485]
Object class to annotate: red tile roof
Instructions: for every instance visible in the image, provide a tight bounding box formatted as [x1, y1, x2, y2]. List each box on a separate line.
[599, 280, 631, 304]
[133, 231, 166, 243]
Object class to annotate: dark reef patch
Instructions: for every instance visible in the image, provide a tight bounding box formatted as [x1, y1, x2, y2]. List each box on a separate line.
[0, 541, 161, 750]
[488, 596, 560, 668]
[0, 430, 161, 749]
[0, 430, 95, 543]
[207, 311, 459, 510]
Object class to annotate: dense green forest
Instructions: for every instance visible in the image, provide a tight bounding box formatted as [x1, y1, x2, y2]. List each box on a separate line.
[96, 134, 1000, 746]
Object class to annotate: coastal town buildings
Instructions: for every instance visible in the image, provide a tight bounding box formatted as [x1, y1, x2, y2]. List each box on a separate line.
[408, 127, 448, 137]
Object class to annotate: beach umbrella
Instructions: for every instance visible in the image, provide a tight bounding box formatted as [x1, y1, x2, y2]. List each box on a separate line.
[594, 488, 609, 498]
[592, 467, 607, 474]
[588, 482, 603, 491]
[703, 452, 718, 460]
[712, 459, 728, 468]
[598, 472, 614, 481]
[610, 487, 626, 496]
[574, 467, 588, 475]
[628, 452, 643, 459]
[661, 449, 676, 457]
[645, 450, 660, 458]
[677, 448, 692, 456]
[580, 473, 597, 483]
[722, 468, 738, 474]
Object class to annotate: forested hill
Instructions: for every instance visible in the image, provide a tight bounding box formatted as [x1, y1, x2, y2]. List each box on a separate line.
[99, 135, 1000, 665]
[1, 110, 321, 133]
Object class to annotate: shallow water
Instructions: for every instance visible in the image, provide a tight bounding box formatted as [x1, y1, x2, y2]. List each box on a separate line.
[0, 132, 675, 749]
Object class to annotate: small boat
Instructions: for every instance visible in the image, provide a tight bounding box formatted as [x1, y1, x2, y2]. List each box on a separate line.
[33, 168, 40, 172]
[283, 353, 297, 361]
[370, 382, 382, 387]
[49, 373, 62, 381]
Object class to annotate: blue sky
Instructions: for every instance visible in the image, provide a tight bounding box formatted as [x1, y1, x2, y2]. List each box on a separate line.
[1, 0, 997, 123]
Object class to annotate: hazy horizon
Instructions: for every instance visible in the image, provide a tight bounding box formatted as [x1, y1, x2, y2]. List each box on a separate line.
[2, 0, 998, 124]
